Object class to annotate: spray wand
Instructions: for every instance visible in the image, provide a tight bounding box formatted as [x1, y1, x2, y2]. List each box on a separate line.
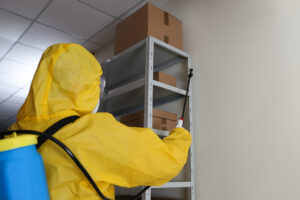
[177, 68, 194, 128]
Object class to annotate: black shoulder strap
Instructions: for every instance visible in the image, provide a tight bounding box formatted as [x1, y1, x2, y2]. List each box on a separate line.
[37, 115, 80, 148]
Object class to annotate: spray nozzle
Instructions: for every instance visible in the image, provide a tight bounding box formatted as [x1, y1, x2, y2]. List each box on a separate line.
[188, 69, 193, 78]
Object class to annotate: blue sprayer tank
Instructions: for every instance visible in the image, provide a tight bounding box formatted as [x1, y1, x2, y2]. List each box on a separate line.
[0, 134, 50, 200]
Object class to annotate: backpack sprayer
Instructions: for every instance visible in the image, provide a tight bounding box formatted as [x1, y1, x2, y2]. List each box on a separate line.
[0, 116, 110, 200]
[0, 68, 193, 200]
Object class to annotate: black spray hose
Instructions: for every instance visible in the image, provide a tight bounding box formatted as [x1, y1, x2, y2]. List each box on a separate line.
[132, 186, 150, 200]
[181, 68, 194, 120]
[0, 130, 110, 200]
[0, 129, 158, 200]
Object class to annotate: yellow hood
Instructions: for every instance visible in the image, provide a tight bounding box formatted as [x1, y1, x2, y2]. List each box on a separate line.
[13, 43, 102, 130]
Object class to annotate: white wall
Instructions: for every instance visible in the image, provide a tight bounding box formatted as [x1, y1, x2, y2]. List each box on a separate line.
[163, 0, 300, 199]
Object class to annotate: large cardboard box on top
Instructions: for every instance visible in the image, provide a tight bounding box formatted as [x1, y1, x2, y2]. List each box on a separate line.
[115, 3, 183, 54]
[121, 109, 177, 131]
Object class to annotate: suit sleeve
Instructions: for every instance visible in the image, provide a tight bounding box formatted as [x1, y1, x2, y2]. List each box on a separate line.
[82, 113, 192, 188]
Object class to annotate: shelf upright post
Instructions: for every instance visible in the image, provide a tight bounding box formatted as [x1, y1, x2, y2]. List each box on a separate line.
[187, 55, 195, 200]
[143, 36, 155, 200]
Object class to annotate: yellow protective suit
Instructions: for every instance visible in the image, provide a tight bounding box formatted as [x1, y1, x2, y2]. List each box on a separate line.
[10, 43, 192, 200]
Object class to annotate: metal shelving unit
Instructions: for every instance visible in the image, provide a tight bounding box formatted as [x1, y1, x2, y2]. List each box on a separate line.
[100, 36, 194, 200]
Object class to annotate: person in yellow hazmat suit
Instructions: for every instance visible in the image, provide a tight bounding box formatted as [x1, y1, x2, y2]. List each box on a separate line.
[9, 43, 192, 200]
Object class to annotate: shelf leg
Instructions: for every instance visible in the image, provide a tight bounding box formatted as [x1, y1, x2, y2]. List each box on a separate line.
[143, 36, 154, 200]
[187, 55, 195, 200]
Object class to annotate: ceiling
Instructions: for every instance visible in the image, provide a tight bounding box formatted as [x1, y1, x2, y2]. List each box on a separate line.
[0, 0, 171, 130]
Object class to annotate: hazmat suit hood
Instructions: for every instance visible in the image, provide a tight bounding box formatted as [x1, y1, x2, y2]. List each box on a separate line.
[12, 43, 102, 131]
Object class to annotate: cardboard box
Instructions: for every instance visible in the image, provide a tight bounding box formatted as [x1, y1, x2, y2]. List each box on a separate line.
[121, 109, 177, 131]
[154, 71, 176, 87]
[115, 3, 183, 54]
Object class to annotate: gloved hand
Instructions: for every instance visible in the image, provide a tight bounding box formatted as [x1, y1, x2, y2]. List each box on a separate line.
[176, 118, 184, 128]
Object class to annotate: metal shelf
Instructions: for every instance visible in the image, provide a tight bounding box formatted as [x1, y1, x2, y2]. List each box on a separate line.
[100, 36, 194, 200]
[152, 182, 192, 189]
[153, 80, 186, 96]
[101, 78, 144, 101]
[101, 37, 189, 91]
[101, 87, 184, 117]
[101, 78, 187, 102]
